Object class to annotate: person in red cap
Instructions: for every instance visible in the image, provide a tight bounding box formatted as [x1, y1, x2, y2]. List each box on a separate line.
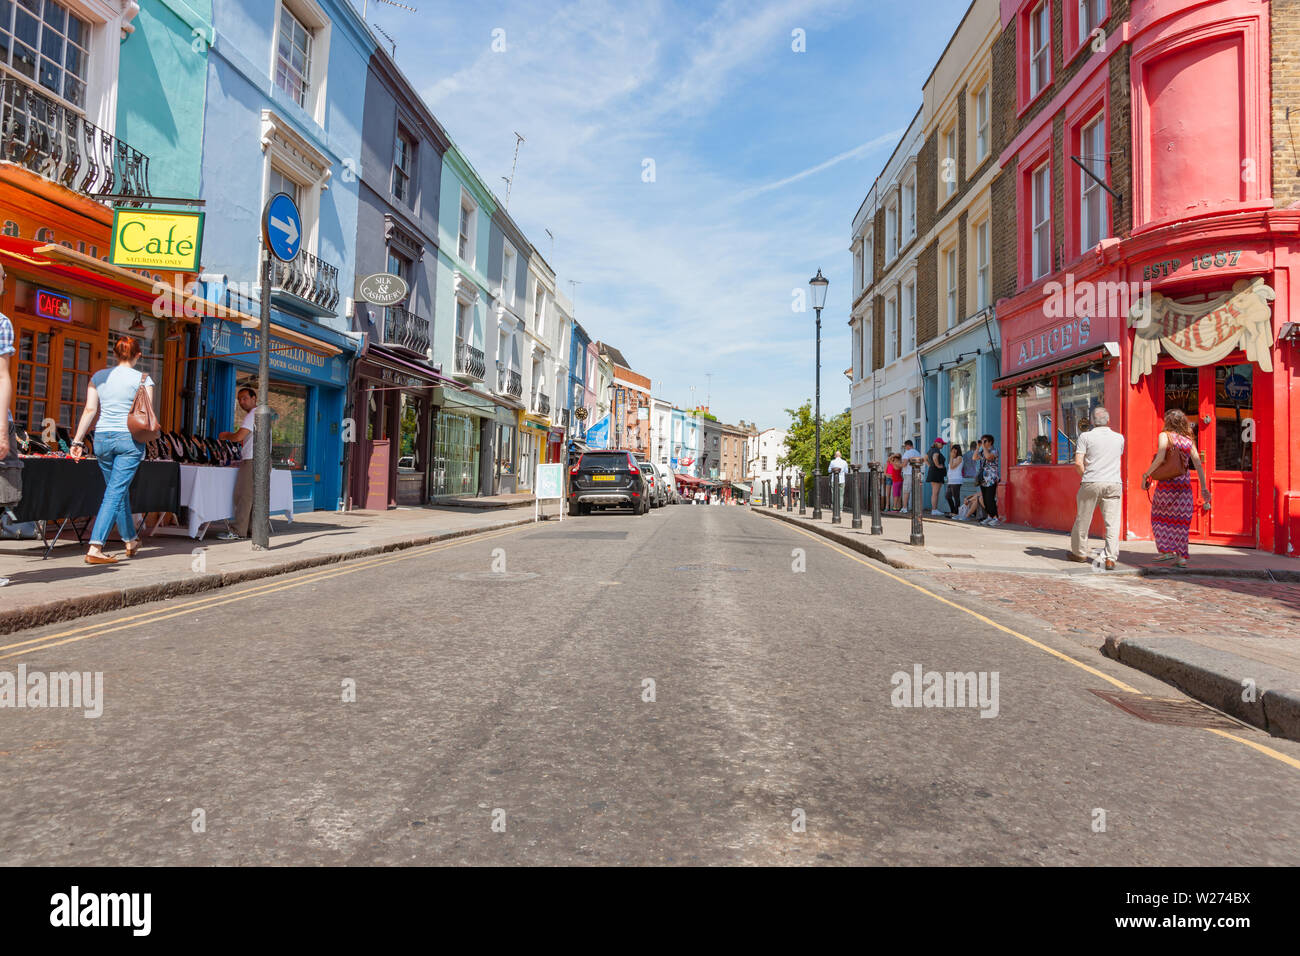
[926, 437, 948, 516]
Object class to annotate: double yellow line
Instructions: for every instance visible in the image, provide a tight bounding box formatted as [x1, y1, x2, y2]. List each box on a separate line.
[777, 520, 1300, 773]
[0, 525, 527, 662]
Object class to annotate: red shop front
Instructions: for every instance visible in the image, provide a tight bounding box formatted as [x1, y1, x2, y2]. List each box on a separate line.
[995, 210, 1300, 554]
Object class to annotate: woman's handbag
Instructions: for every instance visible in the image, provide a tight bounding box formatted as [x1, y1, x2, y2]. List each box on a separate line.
[1149, 435, 1187, 482]
[127, 379, 161, 443]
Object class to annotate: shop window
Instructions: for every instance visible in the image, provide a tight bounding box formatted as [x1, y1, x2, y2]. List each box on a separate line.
[1056, 368, 1104, 463]
[268, 381, 308, 470]
[496, 422, 515, 477]
[108, 309, 162, 418]
[398, 392, 420, 462]
[432, 410, 479, 496]
[1215, 364, 1253, 473]
[1016, 383, 1054, 464]
[949, 361, 978, 449]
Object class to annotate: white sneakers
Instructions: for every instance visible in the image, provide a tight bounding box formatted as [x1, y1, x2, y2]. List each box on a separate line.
[981, 517, 999, 526]
[930, 509, 944, 517]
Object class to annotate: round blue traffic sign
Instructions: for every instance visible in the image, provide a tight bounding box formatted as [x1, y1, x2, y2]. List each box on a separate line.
[263, 192, 302, 262]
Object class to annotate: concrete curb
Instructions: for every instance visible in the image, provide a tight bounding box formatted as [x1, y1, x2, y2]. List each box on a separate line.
[0, 516, 537, 636]
[1102, 634, 1300, 742]
[753, 506, 931, 571]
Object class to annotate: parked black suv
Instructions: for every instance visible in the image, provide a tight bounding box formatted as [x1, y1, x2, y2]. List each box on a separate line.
[568, 450, 649, 515]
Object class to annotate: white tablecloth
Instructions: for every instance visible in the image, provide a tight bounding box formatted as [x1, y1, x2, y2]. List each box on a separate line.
[178, 465, 295, 538]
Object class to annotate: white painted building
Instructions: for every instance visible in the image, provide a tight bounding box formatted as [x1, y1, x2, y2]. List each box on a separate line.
[746, 427, 789, 496]
[850, 109, 926, 467]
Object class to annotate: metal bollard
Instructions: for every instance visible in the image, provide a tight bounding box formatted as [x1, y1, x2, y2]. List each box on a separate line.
[798, 476, 806, 515]
[909, 461, 925, 546]
[869, 461, 883, 535]
[786, 476, 793, 513]
[850, 470, 863, 529]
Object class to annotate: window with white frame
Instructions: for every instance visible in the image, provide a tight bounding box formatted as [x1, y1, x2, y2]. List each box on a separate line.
[866, 422, 875, 460]
[1080, 0, 1104, 40]
[533, 284, 546, 336]
[975, 218, 990, 310]
[458, 194, 476, 266]
[455, 298, 472, 346]
[275, 5, 313, 108]
[863, 236, 873, 287]
[854, 247, 864, 296]
[974, 83, 990, 163]
[903, 174, 916, 240]
[886, 294, 898, 363]
[885, 200, 898, 260]
[944, 246, 958, 330]
[852, 324, 862, 380]
[501, 245, 517, 308]
[884, 417, 894, 454]
[949, 361, 978, 449]
[1030, 1, 1050, 97]
[1032, 162, 1051, 279]
[268, 166, 301, 207]
[913, 395, 922, 443]
[944, 125, 958, 199]
[0, 0, 90, 110]
[1080, 113, 1108, 251]
[904, 280, 916, 353]
[863, 317, 873, 373]
[392, 127, 413, 203]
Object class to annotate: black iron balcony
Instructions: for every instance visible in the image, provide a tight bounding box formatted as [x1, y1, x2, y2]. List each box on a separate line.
[498, 366, 523, 399]
[455, 338, 485, 380]
[0, 76, 151, 201]
[382, 304, 430, 357]
[272, 248, 340, 314]
[535, 392, 551, 417]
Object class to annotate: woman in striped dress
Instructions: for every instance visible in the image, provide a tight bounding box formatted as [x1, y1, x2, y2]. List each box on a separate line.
[1141, 409, 1211, 569]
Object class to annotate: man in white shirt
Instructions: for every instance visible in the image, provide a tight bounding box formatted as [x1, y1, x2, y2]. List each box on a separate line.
[899, 440, 923, 511]
[1069, 406, 1125, 569]
[828, 450, 847, 513]
[218, 386, 257, 539]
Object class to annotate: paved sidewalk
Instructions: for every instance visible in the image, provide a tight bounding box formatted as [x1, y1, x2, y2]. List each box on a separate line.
[754, 503, 1300, 741]
[0, 500, 547, 635]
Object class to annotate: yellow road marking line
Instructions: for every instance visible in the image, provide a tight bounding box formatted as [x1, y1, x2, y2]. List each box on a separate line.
[0, 525, 526, 661]
[773, 518, 1300, 773]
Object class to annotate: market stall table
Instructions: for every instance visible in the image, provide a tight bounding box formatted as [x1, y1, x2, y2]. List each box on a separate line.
[10, 458, 182, 558]
[177, 465, 294, 538]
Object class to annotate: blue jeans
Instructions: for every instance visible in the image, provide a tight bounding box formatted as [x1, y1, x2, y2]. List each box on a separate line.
[90, 431, 145, 547]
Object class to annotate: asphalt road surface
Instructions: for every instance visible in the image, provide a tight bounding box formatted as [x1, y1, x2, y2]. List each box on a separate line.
[1, 505, 1297, 865]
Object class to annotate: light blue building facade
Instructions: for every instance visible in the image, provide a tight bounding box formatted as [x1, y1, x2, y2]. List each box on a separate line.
[193, 0, 373, 513]
[919, 317, 1002, 496]
[671, 408, 701, 478]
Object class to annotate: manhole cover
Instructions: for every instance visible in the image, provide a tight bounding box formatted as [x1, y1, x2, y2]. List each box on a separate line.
[673, 563, 749, 572]
[1087, 689, 1245, 729]
[450, 570, 540, 582]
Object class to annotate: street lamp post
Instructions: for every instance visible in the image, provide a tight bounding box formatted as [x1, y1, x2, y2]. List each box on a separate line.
[808, 269, 829, 520]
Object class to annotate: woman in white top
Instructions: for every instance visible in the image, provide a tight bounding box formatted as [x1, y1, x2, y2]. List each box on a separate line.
[70, 337, 155, 564]
[945, 443, 965, 515]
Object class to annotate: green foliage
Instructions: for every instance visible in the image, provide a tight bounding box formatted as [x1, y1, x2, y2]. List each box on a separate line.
[778, 400, 850, 476]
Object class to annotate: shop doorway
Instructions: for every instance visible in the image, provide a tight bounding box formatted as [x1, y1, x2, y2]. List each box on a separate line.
[1159, 358, 1256, 546]
[11, 321, 100, 437]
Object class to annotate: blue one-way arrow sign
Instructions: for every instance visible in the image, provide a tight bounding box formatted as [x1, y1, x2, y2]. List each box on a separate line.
[263, 192, 302, 262]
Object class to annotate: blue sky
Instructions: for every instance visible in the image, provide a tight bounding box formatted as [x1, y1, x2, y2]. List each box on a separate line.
[359, 0, 972, 429]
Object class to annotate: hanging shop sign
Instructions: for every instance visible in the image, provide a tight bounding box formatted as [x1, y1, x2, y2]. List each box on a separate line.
[1127, 278, 1276, 383]
[110, 209, 204, 271]
[357, 273, 410, 306]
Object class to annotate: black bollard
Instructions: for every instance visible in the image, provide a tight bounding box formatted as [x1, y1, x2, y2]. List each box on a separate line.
[909, 461, 925, 546]
[786, 476, 793, 513]
[798, 475, 806, 515]
[869, 461, 883, 535]
[850, 470, 863, 529]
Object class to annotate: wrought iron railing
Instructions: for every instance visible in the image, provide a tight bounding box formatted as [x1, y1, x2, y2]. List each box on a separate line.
[498, 367, 522, 399]
[382, 305, 430, 356]
[272, 248, 340, 313]
[455, 338, 485, 379]
[0, 76, 151, 201]
[535, 392, 551, 417]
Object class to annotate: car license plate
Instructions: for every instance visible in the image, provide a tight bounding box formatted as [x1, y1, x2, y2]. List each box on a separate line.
[592, 474, 615, 481]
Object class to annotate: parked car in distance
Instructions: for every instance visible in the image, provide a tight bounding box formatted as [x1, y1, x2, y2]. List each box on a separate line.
[568, 450, 649, 515]
[637, 459, 669, 508]
[636, 458, 659, 507]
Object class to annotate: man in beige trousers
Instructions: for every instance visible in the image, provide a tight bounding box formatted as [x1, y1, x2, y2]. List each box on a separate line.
[218, 387, 257, 539]
[1069, 406, 1125, 570]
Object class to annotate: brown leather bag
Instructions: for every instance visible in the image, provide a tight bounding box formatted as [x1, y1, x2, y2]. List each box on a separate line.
[1149, 434, 1187, 481]
[127, 379, 161, 443]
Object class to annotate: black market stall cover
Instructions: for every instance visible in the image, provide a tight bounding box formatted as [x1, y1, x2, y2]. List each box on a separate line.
[11, 459, 181, 523]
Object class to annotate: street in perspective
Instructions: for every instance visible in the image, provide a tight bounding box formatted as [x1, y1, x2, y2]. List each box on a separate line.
[0, 0, 1297, 926]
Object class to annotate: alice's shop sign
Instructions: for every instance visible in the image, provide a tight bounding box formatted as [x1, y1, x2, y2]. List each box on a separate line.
[1012, 316, 1091, 369]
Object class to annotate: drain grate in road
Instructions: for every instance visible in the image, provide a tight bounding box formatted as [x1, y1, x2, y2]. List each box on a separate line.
[1087, 689, 1245, 729]
[673, 563, 750, 573]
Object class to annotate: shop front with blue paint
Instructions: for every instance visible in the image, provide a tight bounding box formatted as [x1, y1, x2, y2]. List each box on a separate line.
[197, 315, 356, 514]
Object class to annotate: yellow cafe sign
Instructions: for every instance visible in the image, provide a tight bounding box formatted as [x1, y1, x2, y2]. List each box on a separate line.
[110, 208, 205, 271]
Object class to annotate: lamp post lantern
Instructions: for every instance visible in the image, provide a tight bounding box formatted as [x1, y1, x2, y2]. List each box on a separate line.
[808, 268, 829, 519]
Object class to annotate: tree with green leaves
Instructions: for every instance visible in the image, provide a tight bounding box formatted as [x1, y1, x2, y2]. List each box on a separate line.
[777, 400, 851, 480]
